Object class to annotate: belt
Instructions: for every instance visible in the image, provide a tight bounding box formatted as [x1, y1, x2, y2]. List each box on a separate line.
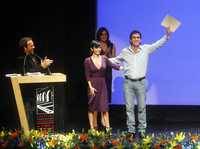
[125, 76, 145, 81]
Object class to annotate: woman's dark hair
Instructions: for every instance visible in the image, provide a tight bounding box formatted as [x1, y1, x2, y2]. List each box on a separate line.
[96, 27, 110, 41]
[95, 27, 113, 48]
[129, 30, 142, 40]
[89, 40, 101, 55]
[18, 37, 32, 49]
[90, 40, 101, 49]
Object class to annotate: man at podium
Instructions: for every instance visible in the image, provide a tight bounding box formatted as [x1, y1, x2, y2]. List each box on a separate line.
[18, 37, 54, 129]
[18, 37, 53, 75]
[6, 37, 66, 132]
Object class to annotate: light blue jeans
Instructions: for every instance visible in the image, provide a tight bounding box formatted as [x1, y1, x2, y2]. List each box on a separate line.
[123, 78, 147, 133]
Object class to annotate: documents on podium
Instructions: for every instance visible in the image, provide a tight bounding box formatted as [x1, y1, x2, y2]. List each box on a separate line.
[6, 73, 66, 135]
[161, 15, 181, 32]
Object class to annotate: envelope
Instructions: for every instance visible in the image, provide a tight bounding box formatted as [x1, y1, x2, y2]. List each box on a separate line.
[161, 15, 181, 32]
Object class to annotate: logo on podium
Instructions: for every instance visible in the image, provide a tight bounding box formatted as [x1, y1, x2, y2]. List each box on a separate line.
[36, 86, 55, 130]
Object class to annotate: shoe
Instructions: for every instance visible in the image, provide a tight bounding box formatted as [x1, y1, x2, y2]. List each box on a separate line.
[126, 132, 136, 139]
[102, 127, 111, 133]
[105, 127, 112, 135]
[138, 132, 145, 139]
[99, 125, 106, 131]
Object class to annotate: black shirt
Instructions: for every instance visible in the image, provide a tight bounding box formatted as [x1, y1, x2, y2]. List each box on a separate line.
[23, 53, 51, 75]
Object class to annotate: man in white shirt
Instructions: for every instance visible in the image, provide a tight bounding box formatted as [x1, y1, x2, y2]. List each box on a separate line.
[109, 28, 171, 138]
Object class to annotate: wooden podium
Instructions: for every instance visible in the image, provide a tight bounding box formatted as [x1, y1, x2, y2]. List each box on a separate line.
[7, 73, 66, 134]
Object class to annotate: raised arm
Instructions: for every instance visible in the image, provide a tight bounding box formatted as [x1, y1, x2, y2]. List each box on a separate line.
[148, 27, 172, 53]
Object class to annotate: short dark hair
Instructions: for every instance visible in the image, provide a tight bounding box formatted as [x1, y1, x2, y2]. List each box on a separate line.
[90, 40, 101, 49]
[18, 37, 32, 49]
[129, 30, 142, 40]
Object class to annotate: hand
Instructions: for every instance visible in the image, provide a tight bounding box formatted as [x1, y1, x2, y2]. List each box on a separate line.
[89, 86, 97, 97]
[41, 56, 53, 68]
[119, 66, 124, 71]
[166, 26, 172, 39]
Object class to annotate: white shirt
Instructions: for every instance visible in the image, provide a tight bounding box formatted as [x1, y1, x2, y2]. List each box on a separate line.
[109, 35, 168, 79]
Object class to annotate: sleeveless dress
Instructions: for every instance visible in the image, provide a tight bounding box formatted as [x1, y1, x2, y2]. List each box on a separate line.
[84, 56, 119, 112]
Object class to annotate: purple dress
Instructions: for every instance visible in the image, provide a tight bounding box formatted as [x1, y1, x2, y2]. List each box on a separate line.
[84, 56, 119, 112]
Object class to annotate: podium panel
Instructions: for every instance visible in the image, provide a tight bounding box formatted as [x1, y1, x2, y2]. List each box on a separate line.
[7, 73, 66, 134]
[36, 86, 55, 130]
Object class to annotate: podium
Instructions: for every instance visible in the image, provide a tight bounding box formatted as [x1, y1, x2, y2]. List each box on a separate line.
[7, 73, 66, 134]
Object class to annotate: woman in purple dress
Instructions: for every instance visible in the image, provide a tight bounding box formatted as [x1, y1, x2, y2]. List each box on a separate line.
[84, 40, 120, 130]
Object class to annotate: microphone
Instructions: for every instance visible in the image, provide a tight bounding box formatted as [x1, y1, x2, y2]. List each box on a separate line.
[23, 54, 28, 76]
[34, 53, 42, 60]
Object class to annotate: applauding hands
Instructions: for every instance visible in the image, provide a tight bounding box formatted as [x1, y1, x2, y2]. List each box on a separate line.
[41, 56, 53, 68]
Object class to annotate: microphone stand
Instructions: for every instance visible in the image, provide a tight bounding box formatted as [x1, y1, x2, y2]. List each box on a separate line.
[23, 54, 28, 76]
